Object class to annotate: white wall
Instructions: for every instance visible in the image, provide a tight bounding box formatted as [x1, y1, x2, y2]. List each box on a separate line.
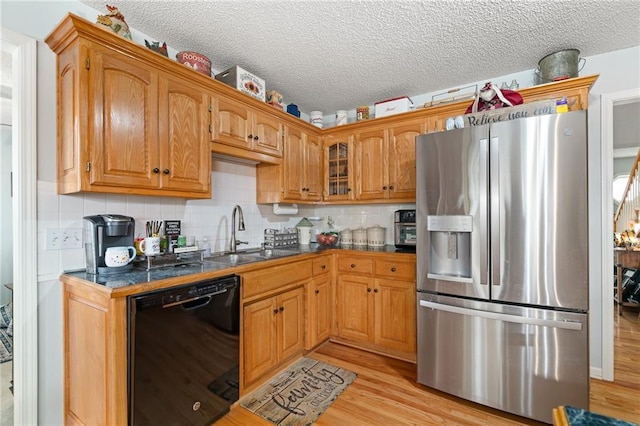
[1, 1, 639, 423]
[576, 46, 640, 375]
[0, 123, 11, 305]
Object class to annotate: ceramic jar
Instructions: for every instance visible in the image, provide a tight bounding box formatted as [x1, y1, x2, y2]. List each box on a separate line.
[352, 227, 368, 247]
[366, 225, 386, 247]
[296, 217, 314, 245]
[340, 229, 353, 245]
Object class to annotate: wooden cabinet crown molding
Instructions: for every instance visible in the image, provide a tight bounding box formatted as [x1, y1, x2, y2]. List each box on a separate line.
[46, 13, 598, 139]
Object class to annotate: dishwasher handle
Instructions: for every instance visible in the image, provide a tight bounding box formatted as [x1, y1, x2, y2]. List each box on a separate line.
[162, 287, 228, 309]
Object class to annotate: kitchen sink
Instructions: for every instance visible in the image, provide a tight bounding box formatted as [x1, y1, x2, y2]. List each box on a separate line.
[204, 248, 299, 266]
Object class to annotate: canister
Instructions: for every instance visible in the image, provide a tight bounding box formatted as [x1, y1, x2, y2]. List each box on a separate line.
[340, 228, 353, 245]
[310, 111, 324, 128]
[336, 110, 347, 126]
[356, 106, 370, 121]
[352, 227, 368, 247]
[366, 225, 386, 247]
[296, 217, 314, 245]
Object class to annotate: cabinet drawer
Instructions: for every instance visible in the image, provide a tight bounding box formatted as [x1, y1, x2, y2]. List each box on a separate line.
[312, 257, 331, 275]
[243, 261, 312, 300]
[337, 256, 373, 275]
[375, 260, 416, 281]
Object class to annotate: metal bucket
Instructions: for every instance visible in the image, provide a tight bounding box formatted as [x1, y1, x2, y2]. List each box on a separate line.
[535, 49, 585, 84]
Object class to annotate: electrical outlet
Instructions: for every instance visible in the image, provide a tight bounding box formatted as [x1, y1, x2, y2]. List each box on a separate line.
[46, 228, 83, 250]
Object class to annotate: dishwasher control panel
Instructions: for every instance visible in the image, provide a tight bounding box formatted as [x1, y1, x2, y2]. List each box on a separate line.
[134, 274, 239, 310]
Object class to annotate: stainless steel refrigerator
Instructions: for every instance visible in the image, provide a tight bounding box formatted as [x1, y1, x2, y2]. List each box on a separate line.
[416, 110, 589, 424]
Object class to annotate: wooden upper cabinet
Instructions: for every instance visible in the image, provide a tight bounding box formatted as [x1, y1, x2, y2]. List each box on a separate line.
[88, 44, 160, 189]
[212, 93, 283, 158]
[354, 122, 421, 202]
[281, 126, 305, 200]
[213, 94, 252, 149]
[387, 120, 424, 199]
[45, 16, 211, 198]
[253, 110, 283, 157]
[281, 126, 322, 201]
[323, 132, 355, 201]
[355, 127, 388, 200]
[305, 133, 323, 200]
[256, 124, 321, 203]
[160, 75, 211, 192]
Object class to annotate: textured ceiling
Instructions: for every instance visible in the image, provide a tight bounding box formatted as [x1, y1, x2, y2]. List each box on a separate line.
[78, 0, 639, 114]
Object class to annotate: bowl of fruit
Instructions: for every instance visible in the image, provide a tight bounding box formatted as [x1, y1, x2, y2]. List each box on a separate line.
[316, 231, 340, 247]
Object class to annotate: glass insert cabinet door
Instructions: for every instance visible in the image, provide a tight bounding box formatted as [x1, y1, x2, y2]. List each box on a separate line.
[326, 141, 352, 199]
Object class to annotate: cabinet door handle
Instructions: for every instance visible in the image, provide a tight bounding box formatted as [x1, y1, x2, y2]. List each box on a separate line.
[253, 135, 259, 140]
[391, 267, 396, 272]
[347, 188, 351, 192]
[152, 168, 160, 174]
[163, 169, 170, 175]
[279, 306, 284, 312]
[374, 288, 379, 293]
[248, 134, 254, 140]
[350, 263, 356, 268]
[383, 185, 388, 190]
[321, 265, 326, 269]
[367, 288, 372, 292]
[273, 309, 278, 314]
[389, 185, 394, 190]
[315, 289, 320, 294]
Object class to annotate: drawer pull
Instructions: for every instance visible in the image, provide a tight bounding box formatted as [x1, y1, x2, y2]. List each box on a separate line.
[391, 267, 396, 272]
[315, 289, 320, 294]
[321, 265, 326, 269]
[350, 263, 356, 268]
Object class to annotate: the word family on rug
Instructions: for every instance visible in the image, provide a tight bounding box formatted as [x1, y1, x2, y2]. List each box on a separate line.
[241, 358, 356, 426]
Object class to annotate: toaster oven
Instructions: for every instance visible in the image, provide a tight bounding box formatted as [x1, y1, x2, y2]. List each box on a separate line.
[394, 209, 416, 250]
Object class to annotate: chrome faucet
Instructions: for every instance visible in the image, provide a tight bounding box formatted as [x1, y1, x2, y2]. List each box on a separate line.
[230, 204, 248, 252]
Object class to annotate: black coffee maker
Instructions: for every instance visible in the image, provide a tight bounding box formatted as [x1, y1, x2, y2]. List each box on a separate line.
[84, 214, 135, 274]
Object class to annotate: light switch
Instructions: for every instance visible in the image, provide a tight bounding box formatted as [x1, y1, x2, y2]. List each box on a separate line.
[46, 228, 83, 250]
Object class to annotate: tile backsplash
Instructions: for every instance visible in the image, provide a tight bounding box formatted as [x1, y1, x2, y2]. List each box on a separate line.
[37, 158, 414, 279]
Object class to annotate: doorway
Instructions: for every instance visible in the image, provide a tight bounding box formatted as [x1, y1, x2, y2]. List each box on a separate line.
[601, 87, 640, 381]
[0, 26, 38, 425]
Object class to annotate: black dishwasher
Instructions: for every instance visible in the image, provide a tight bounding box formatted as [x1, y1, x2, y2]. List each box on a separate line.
[128, 274, 240, 425]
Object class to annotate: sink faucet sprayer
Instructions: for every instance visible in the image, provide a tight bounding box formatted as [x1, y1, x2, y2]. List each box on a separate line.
[230, 205, 248, 252]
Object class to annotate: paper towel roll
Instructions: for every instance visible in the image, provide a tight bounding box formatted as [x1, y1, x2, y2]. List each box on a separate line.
[273, 203, 298, 215]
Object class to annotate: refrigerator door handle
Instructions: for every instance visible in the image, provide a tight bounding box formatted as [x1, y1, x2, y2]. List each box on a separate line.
[479, 137, 489, 287]
[419, 300, 583, 331]
[489, 135, 501, 288]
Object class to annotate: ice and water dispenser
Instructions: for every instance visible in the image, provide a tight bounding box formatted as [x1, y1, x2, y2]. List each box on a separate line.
[427, 215, 472, 282]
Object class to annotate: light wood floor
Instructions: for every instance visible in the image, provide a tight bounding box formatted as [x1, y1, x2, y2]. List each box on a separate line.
[220, 307, 640, 425]
[589, 306, 640, 423]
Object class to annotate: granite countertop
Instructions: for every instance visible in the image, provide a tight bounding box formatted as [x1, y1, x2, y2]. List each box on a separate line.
[62, 244, 414, 290]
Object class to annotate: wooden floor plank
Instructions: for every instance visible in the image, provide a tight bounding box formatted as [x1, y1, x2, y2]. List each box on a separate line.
[222, 306, 640, 425]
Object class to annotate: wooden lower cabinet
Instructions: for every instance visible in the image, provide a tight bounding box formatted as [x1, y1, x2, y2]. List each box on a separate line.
[243, 286, 305, 385]
[59, 251, 415, 424]
[334, 254, 416, 361]
[62, 280, 128, 426]
[306, 257, 333, 349]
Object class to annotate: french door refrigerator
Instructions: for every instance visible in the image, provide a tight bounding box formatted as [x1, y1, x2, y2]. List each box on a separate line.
[416, 110, 589, 424]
